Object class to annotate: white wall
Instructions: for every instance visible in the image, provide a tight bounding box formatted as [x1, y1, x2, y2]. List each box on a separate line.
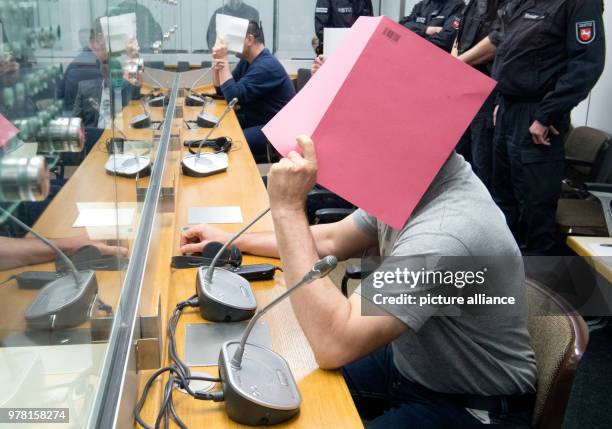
[572, 5, 612, 133]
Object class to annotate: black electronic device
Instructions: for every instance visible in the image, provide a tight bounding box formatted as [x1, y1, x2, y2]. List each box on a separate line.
[196, 112, 220, 128]
[182, 98, 238, 178]
[55, 245, 129, 272]
[148, 94, 169, 107]
[195, 208, 270, 322]
[184, 137, 232, 153]
[200, 92, 226, 101]
[16, 271, 64, 289]
[218, 256, 338, 425]
[172, 241, 242, 269]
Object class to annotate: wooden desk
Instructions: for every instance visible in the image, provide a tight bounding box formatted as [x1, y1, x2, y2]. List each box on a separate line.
[567, 236, 612, 282]
[0, 84, 361, 427]
[137, 90, 363, 428]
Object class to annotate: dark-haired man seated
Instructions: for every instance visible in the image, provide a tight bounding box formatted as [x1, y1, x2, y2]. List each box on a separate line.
[211, 21, 295, 163]
[182, 136, 537, 428]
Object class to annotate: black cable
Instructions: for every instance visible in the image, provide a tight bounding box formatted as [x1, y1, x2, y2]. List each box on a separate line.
[135, 296, 223, 429]
[0, 275, 17, 287]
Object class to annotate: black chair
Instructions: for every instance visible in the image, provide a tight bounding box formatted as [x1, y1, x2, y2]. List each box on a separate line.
[306, 186, 355, 225]
[296, 68, 312, 93]
[201, 61, 212, 69]
[177, 61, 190, 73]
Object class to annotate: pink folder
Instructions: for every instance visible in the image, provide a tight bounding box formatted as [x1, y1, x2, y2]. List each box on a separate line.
[0, 113, 18, 148]
[263, 16, 496, 230]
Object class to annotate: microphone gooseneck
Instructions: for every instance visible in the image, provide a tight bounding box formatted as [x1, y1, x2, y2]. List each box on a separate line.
[204, 206, 271, 284]
[230, 255, 338, 369]
[0, 207, 81, 287]
[188, 67, 214, 95]
[194, 97, 239, 157]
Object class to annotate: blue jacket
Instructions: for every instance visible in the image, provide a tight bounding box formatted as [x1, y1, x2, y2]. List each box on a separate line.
[217, 49, 295, 129]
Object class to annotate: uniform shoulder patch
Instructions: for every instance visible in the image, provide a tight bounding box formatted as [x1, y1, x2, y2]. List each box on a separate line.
[576, 21, 596, 44]
[452, 16, 461, 30]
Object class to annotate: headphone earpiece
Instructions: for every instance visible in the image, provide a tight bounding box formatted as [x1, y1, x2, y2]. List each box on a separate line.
[201, 241, 242, 267]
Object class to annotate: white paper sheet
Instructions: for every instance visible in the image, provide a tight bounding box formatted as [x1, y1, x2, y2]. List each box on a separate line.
[100, 13, 136, 53]
[215, 13, 249, 53]
[188, 206, 243, 225]
[323, 27, 350, 57]
[73, 203, 136, 228]
[588, 244, 612, 257]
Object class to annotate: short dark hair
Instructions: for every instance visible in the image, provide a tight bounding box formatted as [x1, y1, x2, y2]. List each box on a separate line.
[89, 18, 103, 42]
[247, 21, 265, 45]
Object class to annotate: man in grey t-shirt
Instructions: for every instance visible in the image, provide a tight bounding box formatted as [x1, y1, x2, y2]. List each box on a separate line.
[181, 136, 537, 428]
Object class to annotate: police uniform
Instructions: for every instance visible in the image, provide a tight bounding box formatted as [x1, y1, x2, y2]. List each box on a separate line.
[454, 0, 511, 188]
[399, 0, 465, 51]
[314, 0, 373, 52]
[491, 0, 605, 255]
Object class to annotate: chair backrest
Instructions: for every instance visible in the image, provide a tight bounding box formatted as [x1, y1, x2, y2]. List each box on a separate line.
[565, 126, 611, 180]
[526, 279, 589, 429]
[296, 68, 312, 93]
[176, 61, 190, 73]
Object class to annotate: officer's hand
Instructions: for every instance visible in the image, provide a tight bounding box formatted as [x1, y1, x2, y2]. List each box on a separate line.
[529, 120, 559, 146]
[426, 26, 443, 36]
[311, 55, 325, 75]
[268, 136, 318, 213]
[180, 225, 232, 254]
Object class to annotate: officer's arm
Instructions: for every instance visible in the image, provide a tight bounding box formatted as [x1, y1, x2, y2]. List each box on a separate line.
[400, 3, 427, 37]
[535, 1, 606, 126]
[458, 36, 497, 65]
[426, 6, 463, 52]
[314, 0, 331, 42]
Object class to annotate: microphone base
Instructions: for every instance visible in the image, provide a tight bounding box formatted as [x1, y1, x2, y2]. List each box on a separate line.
[105, 154, 152, 178]
[130, 113, 152, 129]
[197, 268, 256, 323]
[185, 94, 207, 106]
[197, 112, 219, 128]
[24, 271, 98, 330]
[219, 341, 301, 426]
[181, 153, 228, 178]
[148, 95, 169, 107]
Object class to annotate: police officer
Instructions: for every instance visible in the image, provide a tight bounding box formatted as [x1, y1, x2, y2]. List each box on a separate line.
[491, 0, 605, 255]
[451, 0, 511, 188]
[400, 0, 465, 52]
[314, 0, 373, 55]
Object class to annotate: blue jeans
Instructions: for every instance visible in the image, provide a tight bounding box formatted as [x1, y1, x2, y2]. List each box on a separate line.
[342, 345, 532, 429]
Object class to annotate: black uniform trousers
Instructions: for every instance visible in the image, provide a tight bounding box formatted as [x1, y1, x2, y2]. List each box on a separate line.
[456, 92, 496, 189]
[492, 97, 569, 256]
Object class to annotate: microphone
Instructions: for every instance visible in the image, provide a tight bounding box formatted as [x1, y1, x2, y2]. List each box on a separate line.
[196, 207, 270, 322]
[195, 92, 236, 129]
[181, 97, 239, 177]
[195, 97, 238, 157]
[218, 256, 338, 426]
[130, 97, 152, 129]
[185, 67, 214, 106]
[0, 207, 99, 330]
[90, 99, 151, 178]
[143, 69, 170, 107]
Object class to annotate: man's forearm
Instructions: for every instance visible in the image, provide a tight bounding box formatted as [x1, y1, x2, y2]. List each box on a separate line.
[272, 208, 351, 366]
[0, 237, 81, 271]
[458, 36, 496, 66]
[212, 67, 220, 88]
[218, 62, 233, 87]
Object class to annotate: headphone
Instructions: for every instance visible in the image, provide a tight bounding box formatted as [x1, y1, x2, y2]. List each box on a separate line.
[187, 136, 232, 155]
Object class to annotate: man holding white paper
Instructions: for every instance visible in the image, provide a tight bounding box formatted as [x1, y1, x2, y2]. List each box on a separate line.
[211, 21, 295, 163]
[207, 0, 260, 51]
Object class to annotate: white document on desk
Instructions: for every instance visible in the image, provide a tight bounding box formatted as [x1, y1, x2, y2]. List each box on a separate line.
[100, 13, 136, 53]
[324, 27, 350, 57]
[188, 206, 243, 225]
[588, 244, 612, 257]
[73, 202, 136, 228]
[215, 13, 249, 53]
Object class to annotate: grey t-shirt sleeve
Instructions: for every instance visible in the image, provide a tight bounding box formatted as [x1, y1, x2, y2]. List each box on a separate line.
[359, 232, 473, 332]
[351, 209, 378, 237]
